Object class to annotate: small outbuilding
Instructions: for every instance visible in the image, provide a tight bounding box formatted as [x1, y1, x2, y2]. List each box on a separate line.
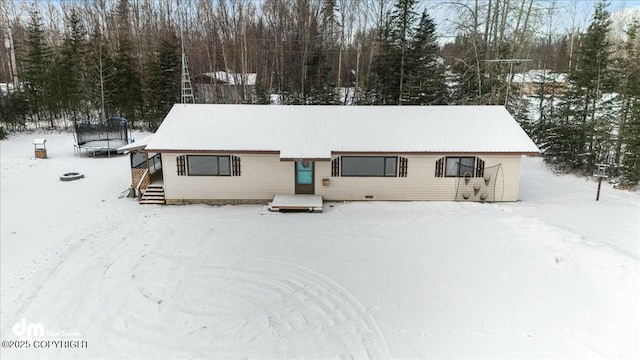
[33, 138, 47, 158]
[132, 104, 539, 205]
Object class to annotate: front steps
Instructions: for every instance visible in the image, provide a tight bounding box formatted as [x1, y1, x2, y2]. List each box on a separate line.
[140, 184, 165, 205]
[269, 194, 323, 213]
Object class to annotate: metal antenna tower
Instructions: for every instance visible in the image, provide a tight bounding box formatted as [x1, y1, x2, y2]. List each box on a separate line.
[180, 35, 195, 104]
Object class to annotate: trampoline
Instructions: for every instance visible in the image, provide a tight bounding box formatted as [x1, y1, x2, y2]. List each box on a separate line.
[74, 117, 129, 156]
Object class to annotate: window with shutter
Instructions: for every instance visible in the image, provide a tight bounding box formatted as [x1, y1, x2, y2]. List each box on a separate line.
[331, 157, 340, 176]
[232, 156, 241, 176]
[438, 156, 485, 178]
[399, 157, 408, 177]
[475, 158, 485, 177]
[176, 155, 186, 176]
[435, 157, 445, 177]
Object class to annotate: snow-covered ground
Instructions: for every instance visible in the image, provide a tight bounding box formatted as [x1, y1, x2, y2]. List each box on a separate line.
[1, 132, 638, 359]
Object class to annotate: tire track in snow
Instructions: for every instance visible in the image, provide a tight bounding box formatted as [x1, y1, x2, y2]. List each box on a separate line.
[2, 224, 121, 320]
[3, 207, 390, 359]
[121, 256, 391, 359]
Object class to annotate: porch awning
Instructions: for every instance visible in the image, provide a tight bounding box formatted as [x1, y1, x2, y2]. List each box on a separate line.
[117, 134, 154, 153]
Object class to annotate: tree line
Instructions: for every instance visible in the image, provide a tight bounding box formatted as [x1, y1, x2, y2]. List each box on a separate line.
[0, 0, 638, 186]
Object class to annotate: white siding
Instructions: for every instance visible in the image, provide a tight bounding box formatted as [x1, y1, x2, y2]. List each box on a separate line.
[163, 153, 293, 202]
[315, 154, 523, 201]
[162, 153, 524, 203]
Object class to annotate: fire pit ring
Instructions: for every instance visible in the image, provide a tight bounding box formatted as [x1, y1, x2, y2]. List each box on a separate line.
[60, 172, 85, 181]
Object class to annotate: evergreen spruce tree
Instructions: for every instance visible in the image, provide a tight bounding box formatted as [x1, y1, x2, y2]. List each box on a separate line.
[390, 0, 418, 104]
[144, 30, 180, 130]
[544, 1, 616, 172]
[306, 50, 339, 104]
[291, 7, 338, 105]
[57, 9, 87, 124]
[621, 100, 640, 187]
[526, 71, 561, 144]
[371, 0, 419, 104]
[306, 0, 339, 105]
[619, 20, 640, 187]
[109, 0, 143, 127]
[371, 22, 402, 104]
[21, 6, 53, 126]
[404, 11, 447, 104]
[111, 40, 142, 127]
[0, 91, 29, 130]
[372, 1, 446, 105]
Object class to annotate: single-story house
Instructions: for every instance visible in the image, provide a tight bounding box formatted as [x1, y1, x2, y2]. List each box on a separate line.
[126, 104, 539, 205]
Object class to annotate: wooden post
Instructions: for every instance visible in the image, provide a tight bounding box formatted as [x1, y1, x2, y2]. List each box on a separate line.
[594, 164, 608, 201]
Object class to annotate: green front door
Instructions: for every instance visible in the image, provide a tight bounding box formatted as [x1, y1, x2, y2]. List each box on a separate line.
[295, 161, 314, 194]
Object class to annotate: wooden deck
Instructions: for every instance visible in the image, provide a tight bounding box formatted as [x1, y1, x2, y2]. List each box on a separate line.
[269, 195, 323, 213]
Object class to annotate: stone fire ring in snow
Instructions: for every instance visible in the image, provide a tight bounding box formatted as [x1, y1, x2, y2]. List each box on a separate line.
[60, 172, 84, 181]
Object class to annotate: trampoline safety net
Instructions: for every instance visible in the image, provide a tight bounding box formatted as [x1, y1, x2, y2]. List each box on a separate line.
[74, 117, 129, 147]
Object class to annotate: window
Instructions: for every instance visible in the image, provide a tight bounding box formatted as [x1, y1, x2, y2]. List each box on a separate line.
[438, 156, 484, 177]
[341, 156, 397, 177]
[296, 161, 313, 184]
[187, 155, 231, 176]
[445, 157, 475, 177]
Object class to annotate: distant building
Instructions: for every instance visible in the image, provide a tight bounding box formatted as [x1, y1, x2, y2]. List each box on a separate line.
[511, 69, 568, 96]
[193, 70, 257, 104]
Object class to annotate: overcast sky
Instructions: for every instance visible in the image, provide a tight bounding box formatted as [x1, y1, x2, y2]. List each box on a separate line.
[4, 0, 640, 41]
[422, 0, 640, 42]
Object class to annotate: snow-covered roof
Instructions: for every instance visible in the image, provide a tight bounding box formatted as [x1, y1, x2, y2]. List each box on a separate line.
[145, 104, 540, 159]
[512, 69, 567, 84]
[200, 71, 257, 86]
[117, 134, 153, 153]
